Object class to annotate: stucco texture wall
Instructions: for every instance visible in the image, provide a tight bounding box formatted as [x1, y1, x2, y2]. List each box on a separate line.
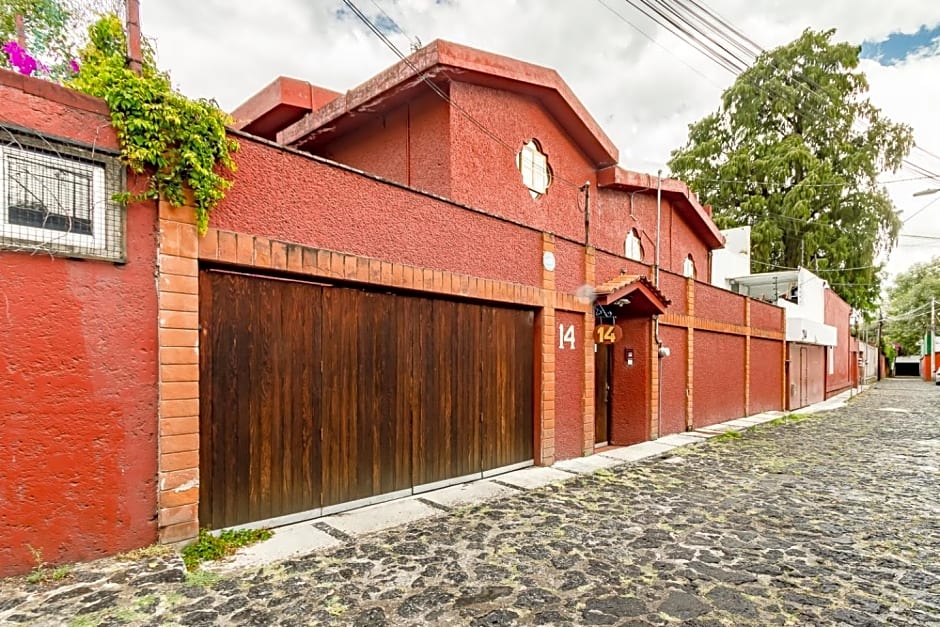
[692, 331, 746, 427]
[609, 318, 651, 445]
[751, 338, 784, 413]
[695, 282, 746, 326]
[658, 271, 688, 315]
[824, 289, 854, 395]
[0, 71, 159, 576]
[447, 81, 596, 243]
[317, 91, 452, 198]
[212, 137, 542, 288]
[659, 325, 688, 436]
[751, 299, 784, 331]
[591, 189, 710, 279]
[554, 311, 585, 460]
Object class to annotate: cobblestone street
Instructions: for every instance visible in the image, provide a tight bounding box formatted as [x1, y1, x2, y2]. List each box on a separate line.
[2, 378, 939, 626]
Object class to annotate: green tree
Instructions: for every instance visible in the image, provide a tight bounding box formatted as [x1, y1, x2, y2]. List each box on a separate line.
[668, 28, 913, 312]
[884, 257, 940, 355]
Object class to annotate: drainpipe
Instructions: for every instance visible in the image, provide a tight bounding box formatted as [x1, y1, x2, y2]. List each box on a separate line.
[582, 182, 591, 245]
[654, 170, 665, 436]
[655, 170, 662, 287]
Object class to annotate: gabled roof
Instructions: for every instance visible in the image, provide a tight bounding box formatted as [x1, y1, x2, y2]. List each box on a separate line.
[231, 77, 341, 142]
[595, 274, 670, 316]
[597, 166, 725, 250]
[273, 40, 619, 167]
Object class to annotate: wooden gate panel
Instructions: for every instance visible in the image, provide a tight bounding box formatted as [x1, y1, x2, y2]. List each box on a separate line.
[481, 306, 535, 471]
[356, 291, 412, 497]
[320, 288, 362, 507]
[199, 271, 323, 529]
[413, 299, 484, 486]
[202, 270, 536, 527]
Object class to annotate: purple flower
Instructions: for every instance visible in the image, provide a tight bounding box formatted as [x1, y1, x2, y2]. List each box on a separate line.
[2, 40, 39, 76]
[69, 59, 79, 73]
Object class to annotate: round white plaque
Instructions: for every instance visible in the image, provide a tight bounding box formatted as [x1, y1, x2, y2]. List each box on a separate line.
[542, 251, 556, 272]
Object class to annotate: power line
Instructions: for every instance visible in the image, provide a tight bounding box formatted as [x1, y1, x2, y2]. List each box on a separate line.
[643, 0, 940, 183]
[902, 194, 940, 224]
[686, 174, 935, 188]
[338, 0, 580, 190]
[593, 0, 725, 89]
[630, 0, 749, 74]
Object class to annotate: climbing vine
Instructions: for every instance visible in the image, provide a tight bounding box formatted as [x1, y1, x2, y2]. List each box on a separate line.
[1, 5, 237, 233]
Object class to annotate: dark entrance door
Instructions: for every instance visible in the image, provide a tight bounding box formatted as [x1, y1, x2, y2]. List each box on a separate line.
[199, 268, 535, 529]
[594, 344, 612, 444]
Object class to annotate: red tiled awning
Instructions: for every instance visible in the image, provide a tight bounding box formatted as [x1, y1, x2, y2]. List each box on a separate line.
[594, 274, 670, 316]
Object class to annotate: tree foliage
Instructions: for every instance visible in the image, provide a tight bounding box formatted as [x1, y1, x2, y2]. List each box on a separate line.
[668, 29, 913, 312]
[68, 15, 238, 232]
[2, 2, 236, 232]
[884, 257, 940, 355]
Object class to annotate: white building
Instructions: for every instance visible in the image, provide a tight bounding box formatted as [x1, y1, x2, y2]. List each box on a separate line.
[711, 228, 837, 347]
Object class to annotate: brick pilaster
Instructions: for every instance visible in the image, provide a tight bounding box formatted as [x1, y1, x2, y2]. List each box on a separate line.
[686, 278, 695, 431]
[539, 233, 556, 465]
[583, 246, 596, 454]
[650, 320, 660, 440]
[157, 201, 201, 544]
[744, 298, 751, 416]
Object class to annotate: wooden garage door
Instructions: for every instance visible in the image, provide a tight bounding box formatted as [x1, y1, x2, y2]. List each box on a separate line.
[199, 269, 534, 529]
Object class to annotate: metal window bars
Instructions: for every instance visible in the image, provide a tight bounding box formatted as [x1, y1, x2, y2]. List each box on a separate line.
[0, 124, 126, 262]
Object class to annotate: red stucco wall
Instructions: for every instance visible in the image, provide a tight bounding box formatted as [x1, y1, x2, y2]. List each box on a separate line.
[695, 281, 746, 326]
[317, 91, 452, 198]
[692, 331, 746, 427]
[212, 137, 542, 288]
[920, 353, 940, 381]
[659, 325, 688, 435]
[448, 81, 595, 243]
[591, 188, 710, 280]
[609, 318, 651, 445]
[554, 238, 585, 295]
[751, 338, 784, 413]
[594, 251, 648, 288]
[824, 289, 853, 396]
[555, 311, 585, 460]
[658, 271, 688, 315]
[751, 298, 784, 331]
[0, 71, 159, 576]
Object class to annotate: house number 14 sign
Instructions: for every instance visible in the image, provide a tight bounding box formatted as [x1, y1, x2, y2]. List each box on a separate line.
[558, 324, 576, 349]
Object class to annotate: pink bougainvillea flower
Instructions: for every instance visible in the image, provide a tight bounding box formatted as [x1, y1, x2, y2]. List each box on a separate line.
[2, 40, 39, 76]
[69, 59, 80, 73]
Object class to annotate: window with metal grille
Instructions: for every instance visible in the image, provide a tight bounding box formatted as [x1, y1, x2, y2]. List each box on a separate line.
[0, 126, 125, 262]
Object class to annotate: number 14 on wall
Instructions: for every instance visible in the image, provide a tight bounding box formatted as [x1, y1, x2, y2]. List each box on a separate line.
[558, 324, 576, 350]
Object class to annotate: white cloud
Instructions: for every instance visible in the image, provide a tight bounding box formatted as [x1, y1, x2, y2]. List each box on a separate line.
[138, 0, 940, 279]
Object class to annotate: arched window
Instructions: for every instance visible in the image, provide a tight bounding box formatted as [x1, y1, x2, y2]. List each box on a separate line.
[516, 139, 552, 198]
[683, 254, 696, 278]
[624, 229, 643, 261]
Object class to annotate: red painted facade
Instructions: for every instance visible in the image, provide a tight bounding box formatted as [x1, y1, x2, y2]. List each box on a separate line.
[692, 332, 747, 428]
[0, 70, 158, 577]
[824, 289, 854, 396]
[2, 38, 791, 574]
[555, 311, 586, 459]
[659, 325, 689, 435]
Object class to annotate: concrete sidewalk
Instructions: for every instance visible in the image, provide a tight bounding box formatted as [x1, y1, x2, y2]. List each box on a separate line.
[213, 385, 866, 571]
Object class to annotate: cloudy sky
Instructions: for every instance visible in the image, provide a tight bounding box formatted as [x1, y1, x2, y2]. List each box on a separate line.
[138, 0, 940, 281]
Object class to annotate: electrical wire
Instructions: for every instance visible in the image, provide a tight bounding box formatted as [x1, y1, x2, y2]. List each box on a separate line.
[338, 0, 581, 190]
[634, 0, 940, 183]
[902, 194, 940, 223]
